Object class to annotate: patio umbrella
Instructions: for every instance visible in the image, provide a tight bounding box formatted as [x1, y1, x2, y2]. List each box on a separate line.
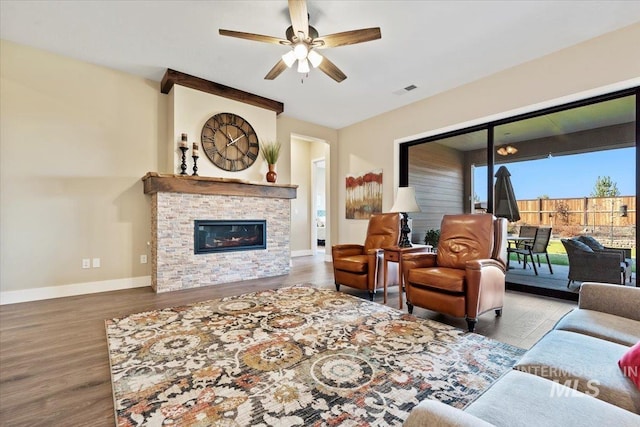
[494, 166, 520, 222]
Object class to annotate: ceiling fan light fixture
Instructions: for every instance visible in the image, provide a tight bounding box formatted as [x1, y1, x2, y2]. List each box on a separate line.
[218, 0, 381, 83]
[293, 43, 308, 60]
[297, 58, 310, 73]
[282, 50, 297, 67]
[307, 50, 323, 68]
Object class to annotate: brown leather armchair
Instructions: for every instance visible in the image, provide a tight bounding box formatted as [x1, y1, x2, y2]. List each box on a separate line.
[401, 214, 508, 332]
[332, 213, 400, 300]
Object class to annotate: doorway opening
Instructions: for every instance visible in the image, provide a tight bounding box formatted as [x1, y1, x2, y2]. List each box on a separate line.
[313, 158, 327, 255]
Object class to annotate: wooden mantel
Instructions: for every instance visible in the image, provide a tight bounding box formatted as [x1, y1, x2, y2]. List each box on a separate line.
[142, 172, 297, 199]
[160, 69, 284, 115]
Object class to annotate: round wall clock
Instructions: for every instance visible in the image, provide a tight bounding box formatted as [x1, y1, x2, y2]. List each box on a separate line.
[201, 113, 259, 172]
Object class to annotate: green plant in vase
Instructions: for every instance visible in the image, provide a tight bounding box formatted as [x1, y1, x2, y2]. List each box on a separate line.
[261, 140, 281, 183]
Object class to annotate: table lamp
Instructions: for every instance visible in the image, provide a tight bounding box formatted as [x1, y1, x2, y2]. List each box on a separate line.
[390, 186, 421, 248]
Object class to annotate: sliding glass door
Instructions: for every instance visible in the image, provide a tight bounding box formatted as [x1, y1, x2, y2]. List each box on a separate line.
[399, 88, 638, 288]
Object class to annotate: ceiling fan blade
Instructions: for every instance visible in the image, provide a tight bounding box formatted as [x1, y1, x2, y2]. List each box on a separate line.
[315, 28, 381, 48]
[318, 56, 347, 83]
[288, 0, 309, 40]
[264, 59, 288, 80]
[219, 29, 289, 45]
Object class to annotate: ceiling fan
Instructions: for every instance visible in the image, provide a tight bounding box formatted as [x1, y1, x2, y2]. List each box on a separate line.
[219, 0, 381, 82]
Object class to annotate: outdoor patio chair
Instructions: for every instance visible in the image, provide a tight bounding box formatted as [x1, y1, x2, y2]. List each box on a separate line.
[576, 235, 633, 283]
[507, 227, 553, 275]
[561, 238, 627, 287]
[509, 225, 538, 266]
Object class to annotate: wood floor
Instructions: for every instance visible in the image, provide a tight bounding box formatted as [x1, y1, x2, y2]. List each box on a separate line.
[0, 253, 576, 427]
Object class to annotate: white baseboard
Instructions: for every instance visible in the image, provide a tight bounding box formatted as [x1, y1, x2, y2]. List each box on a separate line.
[0, 276, 151, 305]
[291, 250, 314, 258]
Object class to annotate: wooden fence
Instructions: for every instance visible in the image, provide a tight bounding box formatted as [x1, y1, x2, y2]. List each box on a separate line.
[515, 196, 636, 246]
[516, 196, 636, 228]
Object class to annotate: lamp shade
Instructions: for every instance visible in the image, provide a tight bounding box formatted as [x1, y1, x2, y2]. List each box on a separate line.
[390, 187, 421, 213]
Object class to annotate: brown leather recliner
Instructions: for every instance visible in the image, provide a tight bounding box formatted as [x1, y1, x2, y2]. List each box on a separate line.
[402, 214, 508, 332]
[332, 213, 400, 300]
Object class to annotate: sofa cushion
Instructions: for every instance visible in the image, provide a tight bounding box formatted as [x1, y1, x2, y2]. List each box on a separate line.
[554, 308, 640, 347]
[464, 370, 640, 427]
[566, 238, 594, 252]
[514, 330, 640, 414]
[333, 254, 368, 273]
[619, 341, 640, 390]
[403, 399, 495, 427]
[407, 267, 466, 293]
[577, 235, 605, 250]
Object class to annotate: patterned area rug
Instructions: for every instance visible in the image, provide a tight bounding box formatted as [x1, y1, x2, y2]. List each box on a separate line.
[106, 286, 525, 426]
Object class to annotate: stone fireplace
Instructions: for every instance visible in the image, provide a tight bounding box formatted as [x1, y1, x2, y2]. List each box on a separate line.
[143, 173, 297, 292]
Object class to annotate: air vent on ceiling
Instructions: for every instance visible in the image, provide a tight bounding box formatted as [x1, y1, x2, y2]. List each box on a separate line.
[392, 84, 418, 96]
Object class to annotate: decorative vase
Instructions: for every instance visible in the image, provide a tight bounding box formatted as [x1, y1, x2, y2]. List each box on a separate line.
[266, 164, 277, 183]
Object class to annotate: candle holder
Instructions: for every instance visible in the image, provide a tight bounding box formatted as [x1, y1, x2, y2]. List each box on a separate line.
[179, 146, 188, 175]
[192, 154, 199, 176]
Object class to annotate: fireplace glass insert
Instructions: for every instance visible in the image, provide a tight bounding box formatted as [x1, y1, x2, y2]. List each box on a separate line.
[194, 220, 266, 254]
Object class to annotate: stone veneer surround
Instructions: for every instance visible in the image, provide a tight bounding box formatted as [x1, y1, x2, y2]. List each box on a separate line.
[144, 173, 296, 293]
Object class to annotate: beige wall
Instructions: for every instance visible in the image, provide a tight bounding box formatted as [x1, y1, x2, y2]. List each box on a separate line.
[290, 137, 312, 253]
[0, 40, 338, 301]
[1, 22, 638, 301]
[0, 40, 165, 295]
[335, 23, 640, 244]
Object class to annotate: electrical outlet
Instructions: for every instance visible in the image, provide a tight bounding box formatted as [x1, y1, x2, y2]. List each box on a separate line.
[92, 258, 101, 268]
[140, 254, 148, 264]
[82, 258, 90, 269]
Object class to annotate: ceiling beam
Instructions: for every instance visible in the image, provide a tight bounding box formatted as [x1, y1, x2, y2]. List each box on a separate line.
[160, 69, 284, 115]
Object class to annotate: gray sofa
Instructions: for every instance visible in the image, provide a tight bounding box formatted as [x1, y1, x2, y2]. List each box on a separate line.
[404, 282, 640, 427]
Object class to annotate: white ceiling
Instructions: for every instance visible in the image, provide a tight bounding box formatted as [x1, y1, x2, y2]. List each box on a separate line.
[2, 1, 640, 129]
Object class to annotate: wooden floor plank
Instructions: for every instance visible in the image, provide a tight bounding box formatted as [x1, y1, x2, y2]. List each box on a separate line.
[0, 253, 575, 426]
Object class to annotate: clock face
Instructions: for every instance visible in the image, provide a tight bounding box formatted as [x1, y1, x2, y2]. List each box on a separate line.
[201, 113, 259, 172]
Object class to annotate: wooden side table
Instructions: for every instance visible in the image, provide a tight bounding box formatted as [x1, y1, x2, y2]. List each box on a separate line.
[382, 245, 432, 309]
